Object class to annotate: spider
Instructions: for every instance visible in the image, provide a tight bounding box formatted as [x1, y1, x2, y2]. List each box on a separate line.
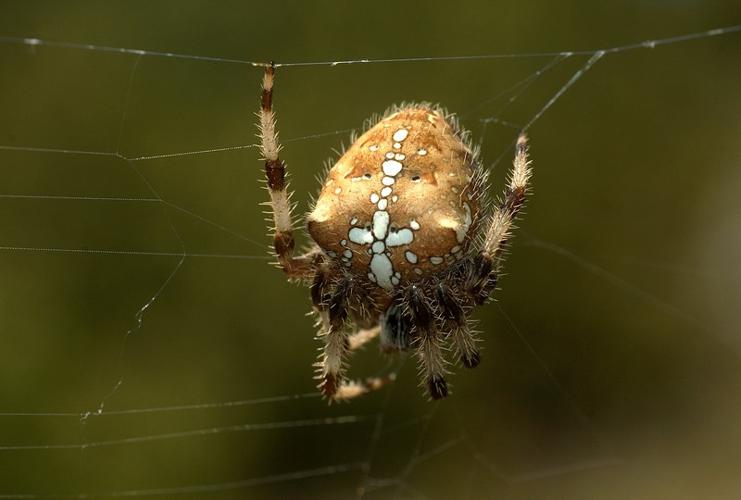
[257, 64, 532, 401]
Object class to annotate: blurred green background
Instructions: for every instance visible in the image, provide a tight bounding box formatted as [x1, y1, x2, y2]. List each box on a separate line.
[0, 1, 740, 498]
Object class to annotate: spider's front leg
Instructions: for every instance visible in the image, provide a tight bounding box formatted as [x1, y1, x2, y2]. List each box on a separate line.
[451, 134, 532, 370]
[465, 134, 532, 301]
[482, 133, 531, 268]
[258, 64, 317, 280]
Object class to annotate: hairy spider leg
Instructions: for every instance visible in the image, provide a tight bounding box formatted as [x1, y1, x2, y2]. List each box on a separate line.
[348, 325, 381, 351]
[258, 63, 318, 280]
[483, 134, 532, 268]
[408, 284, 449, 399]
[261, 65, 391, 402]
[435, 282, 481, 369]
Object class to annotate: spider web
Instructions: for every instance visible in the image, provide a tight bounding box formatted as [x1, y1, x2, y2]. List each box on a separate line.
[0, 12, 740, 499]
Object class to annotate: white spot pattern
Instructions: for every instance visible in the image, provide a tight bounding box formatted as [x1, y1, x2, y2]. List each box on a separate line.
[382, 160, 403, 176]
[370, 254, 394, 289]
[372, 211, 390, 240]
[392, 128, 409, 142]
[456, 202, 472, 244]
[344, 126, 420, 289]
[386, 228, 414, 247]
[349, 227, 373, 245]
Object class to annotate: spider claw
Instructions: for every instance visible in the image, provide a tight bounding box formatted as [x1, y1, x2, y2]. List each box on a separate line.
[320, 373, 339, 398]
[427, 375, 449, 400]
[462, 350, 481, 369]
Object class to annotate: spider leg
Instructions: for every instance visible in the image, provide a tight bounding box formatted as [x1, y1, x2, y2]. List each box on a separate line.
[311, 270, 391, 401]
[467, 133, 532, 303]
[333, 373, 396, 401]
[258, 64, 316, 280]
[379, 303, 413, 353]
[435, 282, 480, 369]
[324, 323, 394, 401]
[311, 270, 349, 398]
[348, 325, 381, 351]
[408, 284, 449, 399]
[482, 133, 532, 266]
[314, 317, 347, 398]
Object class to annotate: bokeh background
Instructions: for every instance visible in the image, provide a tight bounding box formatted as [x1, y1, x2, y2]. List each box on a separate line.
[1, 1, 740, 499]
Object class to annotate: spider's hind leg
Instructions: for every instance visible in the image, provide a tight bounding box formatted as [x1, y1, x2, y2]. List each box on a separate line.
[435, 282, 481, 369]
[348, 325, 381, 351]
[333, 324, 394, 401]
[379, 303, 413, 353]
[333, 373, 396, 401]
[407, 284, 449, 400]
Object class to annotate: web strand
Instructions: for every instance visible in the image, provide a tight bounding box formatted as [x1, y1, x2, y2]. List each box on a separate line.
[0, 415, 369, 451]
[1, 24, 738, 69]
[82, 159, 187, 420]
[0, 392, 318, 418]
[0, 463, 366, 498]
[0, 246, 268, 260]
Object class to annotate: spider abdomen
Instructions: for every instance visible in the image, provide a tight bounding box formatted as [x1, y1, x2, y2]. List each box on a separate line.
[308, 104, 484, 291]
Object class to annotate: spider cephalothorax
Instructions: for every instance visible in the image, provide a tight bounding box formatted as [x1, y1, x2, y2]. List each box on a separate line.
[258, 64, 532, 401]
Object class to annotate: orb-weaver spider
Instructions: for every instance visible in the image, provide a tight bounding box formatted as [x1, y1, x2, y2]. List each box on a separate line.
[257, 64, 532, 401]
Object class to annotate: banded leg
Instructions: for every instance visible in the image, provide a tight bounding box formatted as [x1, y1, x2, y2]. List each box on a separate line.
[317, 321, 391, 401]
[465, 134, 532, 303]
[408, 285, 449, 399]
[312, 271, 390, 400]
[380, 303, 413, 353]
[316, 326, 346, 398]
[311, 270, 348, 397]
[333, 326, 391, 400]
[258, 64, 315, 279]
[482, 133, 532, 264]
[436, 283, 480, 369]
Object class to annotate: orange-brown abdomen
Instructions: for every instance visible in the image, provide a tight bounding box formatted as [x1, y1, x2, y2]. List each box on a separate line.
[308, 105, 482, 290]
